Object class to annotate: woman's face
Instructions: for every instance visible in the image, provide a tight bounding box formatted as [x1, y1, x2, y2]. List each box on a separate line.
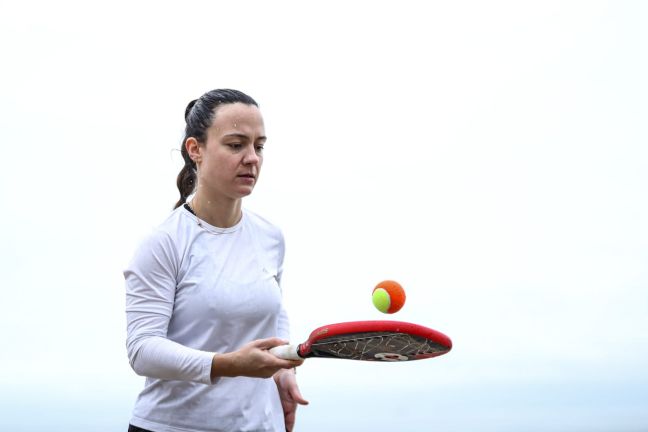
[190, 102, 266, 201]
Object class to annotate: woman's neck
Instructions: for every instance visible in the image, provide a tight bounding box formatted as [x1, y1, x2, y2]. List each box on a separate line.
[190, 190, 242, 228]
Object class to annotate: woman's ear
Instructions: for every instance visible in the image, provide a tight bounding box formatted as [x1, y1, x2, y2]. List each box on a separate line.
[185, 137, 202, 163]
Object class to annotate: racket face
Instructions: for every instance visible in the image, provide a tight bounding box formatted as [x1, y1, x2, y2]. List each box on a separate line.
[299, 321, 452, 361]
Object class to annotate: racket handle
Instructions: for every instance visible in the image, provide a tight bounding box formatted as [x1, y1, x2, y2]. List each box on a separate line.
[269, 344, 302, 360]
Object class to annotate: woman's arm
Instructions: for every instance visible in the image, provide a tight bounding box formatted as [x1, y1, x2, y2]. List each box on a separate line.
[125, 230, 217, 384]
[211, 338, 303, 380]
[274, 368, 309, 432]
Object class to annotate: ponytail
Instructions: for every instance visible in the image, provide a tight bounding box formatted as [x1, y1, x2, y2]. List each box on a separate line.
[173, 150, 196, 209]
[173, 98, 199, 209]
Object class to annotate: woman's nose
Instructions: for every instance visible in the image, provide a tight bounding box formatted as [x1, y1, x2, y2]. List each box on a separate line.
[243, 146, 260, 165]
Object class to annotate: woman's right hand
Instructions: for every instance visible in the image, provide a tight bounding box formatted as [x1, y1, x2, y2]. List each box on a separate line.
[211, 337, 304, 380]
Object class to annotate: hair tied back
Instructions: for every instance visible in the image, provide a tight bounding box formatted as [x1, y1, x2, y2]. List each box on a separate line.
[185, 99, 198, 121]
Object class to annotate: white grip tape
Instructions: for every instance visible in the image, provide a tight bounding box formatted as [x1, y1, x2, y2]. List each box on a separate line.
[269, 344, 301, 360]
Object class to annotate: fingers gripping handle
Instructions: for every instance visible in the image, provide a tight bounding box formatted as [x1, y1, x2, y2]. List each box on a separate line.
[270, 344, 302, 360]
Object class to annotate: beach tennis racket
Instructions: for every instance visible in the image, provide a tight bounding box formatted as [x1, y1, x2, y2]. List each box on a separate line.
[270, 320, 452, 362]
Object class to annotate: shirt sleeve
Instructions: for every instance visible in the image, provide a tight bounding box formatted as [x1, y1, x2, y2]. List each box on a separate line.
[124, 230, 214, 385]
[275, 231, 290, 341]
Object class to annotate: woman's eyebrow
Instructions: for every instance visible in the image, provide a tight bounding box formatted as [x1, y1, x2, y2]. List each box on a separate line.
[223, 133, 267, 141]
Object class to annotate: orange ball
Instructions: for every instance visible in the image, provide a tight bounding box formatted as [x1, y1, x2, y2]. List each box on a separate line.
[372, 280, 406, 314]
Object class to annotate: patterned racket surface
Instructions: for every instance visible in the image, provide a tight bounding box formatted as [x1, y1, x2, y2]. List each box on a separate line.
[298, 321, 452, 362]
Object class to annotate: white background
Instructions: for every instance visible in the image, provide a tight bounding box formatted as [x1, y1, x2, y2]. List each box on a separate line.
[1, 1, 646, 430]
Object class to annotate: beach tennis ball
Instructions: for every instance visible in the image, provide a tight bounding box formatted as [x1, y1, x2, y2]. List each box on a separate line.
[372, 280, 406, 314]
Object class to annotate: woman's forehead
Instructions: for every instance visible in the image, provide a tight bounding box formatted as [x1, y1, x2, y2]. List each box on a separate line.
[213, 103, 263, 125]
[208, 103, 265, 139]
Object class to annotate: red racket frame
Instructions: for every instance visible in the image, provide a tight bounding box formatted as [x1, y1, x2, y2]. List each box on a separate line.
[298, 320, 452, 359]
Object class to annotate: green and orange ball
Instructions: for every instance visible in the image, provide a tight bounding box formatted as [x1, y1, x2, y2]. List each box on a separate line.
[372, 280, 406, 314]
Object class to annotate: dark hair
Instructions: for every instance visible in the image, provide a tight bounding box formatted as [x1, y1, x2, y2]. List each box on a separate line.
[174, 89, 259, 209]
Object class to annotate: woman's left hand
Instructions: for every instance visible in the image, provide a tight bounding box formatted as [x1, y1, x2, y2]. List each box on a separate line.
[274, 368, 309, 431]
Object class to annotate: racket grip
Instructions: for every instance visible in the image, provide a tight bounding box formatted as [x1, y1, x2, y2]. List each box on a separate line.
[269, 344, 302, 360]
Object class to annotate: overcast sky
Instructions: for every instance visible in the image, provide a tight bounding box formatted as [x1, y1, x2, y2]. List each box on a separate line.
[1, 1, 647, 431]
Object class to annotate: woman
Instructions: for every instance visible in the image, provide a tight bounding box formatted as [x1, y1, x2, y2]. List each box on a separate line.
[124, 89, 308, 432]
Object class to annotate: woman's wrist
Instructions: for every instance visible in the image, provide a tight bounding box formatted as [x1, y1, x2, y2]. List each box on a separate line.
[211, 352, 235, 380]
[273, 367, 296, 381]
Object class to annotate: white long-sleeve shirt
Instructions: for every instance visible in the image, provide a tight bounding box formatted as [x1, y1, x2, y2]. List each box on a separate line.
[124, 205, 289, 432]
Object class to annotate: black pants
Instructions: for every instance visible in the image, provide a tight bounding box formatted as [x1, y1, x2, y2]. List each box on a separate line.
[128, 425, 154, 432]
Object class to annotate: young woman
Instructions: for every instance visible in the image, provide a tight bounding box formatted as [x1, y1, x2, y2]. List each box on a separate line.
[124, 89, 308, 432]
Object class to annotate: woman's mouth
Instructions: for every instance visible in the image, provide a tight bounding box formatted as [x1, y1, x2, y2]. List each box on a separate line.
[237, 173, 256, 184]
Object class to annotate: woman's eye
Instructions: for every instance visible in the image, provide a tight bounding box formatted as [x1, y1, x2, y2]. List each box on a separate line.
[228, 143, 243, 150]
[255, 145, 265, 153]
